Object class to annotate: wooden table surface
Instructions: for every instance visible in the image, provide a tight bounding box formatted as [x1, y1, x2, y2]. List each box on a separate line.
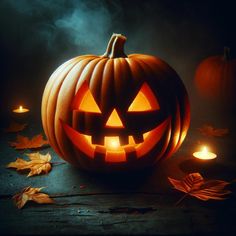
[1, 116, 236, 235]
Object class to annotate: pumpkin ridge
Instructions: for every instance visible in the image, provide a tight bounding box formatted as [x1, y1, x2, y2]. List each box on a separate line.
[100, 59, 115, 116]
[125, 56, 185, 158]
[74, 57, 101, 92]
[42, 58, 79, 140]
[45, 59, 81, 156]
[87, 58, 109, 111]
[54, 57, 98, 164]
[124, 57, 145, 91]
[50, 59, 84, 157]
[171, 99, 182, 152]
[157, 120, 172, 162]
[70, 57, 105, 162]
[117, 58, 136, 110]
[138, 55, 182, 157]
[134, 56, 190, 155]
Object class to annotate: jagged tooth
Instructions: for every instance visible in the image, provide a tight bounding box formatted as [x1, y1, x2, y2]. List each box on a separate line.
[119, 135, 129, 145]
[94, 146, 106, 163]
[133, 134, 144, 144]
[125, 146, 137, 162]
[92, 135, 104, 145]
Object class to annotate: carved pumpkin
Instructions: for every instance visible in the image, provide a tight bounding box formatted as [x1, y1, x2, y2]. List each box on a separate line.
[41, 34, 190, 172]
[194, 47, 236, 102]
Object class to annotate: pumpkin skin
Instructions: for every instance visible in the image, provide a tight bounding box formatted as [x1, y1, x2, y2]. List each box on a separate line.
[194, 47, 236, 102]
[41, 34, 190, 172]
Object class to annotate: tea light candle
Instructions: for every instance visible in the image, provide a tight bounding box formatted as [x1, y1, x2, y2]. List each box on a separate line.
[13, 105, 29, 114]
[193, 146, 217, 160]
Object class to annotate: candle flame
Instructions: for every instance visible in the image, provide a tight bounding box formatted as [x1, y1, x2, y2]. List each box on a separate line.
[202, 146, 208, 153]
[13, 105, 29, 114]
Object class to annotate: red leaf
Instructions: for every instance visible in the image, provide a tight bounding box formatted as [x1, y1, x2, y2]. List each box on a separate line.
[198, 124, 228, 137]
[9, 134, 49, 149]
[168, 173, 231, 204]
[5, 122, 27, 133]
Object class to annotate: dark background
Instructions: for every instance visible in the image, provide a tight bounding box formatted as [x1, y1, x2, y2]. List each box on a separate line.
[1, 0, 236, 126]
[1, 2, 236, 234]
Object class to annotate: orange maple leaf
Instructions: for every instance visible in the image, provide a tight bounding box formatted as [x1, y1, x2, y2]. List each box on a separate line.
[10, 134, 49, 149]
[168, 173, 231, 205]
[198, 124, 228, 137]
[13, 186, 54, 209]
[7, 152, 52, 177]
[5, 122, 27, 133]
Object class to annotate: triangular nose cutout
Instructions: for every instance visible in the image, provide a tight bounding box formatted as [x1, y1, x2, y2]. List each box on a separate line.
[105, 109, 124, 128]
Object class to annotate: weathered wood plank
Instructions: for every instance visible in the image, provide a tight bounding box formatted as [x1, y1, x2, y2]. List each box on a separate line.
[1, 194, 235, 235]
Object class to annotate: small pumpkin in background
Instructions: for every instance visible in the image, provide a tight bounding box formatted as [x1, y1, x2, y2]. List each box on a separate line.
[194, 47, 236, 103]
[41, 33, 190, 172]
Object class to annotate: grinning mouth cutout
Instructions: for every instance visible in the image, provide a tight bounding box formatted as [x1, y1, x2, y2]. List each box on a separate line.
[61, 118, 170, 163]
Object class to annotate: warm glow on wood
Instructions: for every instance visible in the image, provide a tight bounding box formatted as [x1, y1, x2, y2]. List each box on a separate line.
[13, 106, 29, 113]
[105, 109, 124, 127]
[79, 89, 101, 113]
[193, 146, 217, 160]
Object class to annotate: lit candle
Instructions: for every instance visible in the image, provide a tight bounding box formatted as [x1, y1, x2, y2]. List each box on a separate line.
[13, 105, 29, 114]
[193, 146, 217, 160]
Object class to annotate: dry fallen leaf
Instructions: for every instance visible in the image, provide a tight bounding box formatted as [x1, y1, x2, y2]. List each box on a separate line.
[7, 152, 52, 177]
[5, 122, 27, 133]
[13, 186, 54, 209]
[198, 124, 229, 137]
[10, 134, 49, 149]
[168, 173, 231, 205]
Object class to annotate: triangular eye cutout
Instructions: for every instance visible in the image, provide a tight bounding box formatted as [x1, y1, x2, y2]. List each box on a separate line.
[128, 83, 160, 112]
[105, 109, 124, 128]
[79, 89, 101, 113]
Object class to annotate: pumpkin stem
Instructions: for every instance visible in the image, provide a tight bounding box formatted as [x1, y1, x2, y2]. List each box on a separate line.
[223, 47, 230, 61]
[103, 33, 127, 58]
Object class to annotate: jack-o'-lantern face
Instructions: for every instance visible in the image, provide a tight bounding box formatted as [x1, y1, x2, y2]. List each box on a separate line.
[42, 33, 190, 171]
[62, 81, 171, 163]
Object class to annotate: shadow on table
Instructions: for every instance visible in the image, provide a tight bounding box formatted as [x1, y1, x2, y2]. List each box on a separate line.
[179, 157, 236, 181]
[64, 161, 172, 192]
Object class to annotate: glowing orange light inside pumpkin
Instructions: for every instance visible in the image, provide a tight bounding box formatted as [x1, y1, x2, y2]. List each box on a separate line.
[66, 81, 169, 161]
[105, 136, 120, 149]
[105, 109, 124, 128]
[62, 117, 170, 162]
[79, 89, 101, 113]
[128, 83, 160, 111]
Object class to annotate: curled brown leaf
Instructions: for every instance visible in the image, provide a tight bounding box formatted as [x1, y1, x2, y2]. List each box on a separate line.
[5, 122, 27, 133]
[13, 186, 54, 209]
[7, 152, 52, 177]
